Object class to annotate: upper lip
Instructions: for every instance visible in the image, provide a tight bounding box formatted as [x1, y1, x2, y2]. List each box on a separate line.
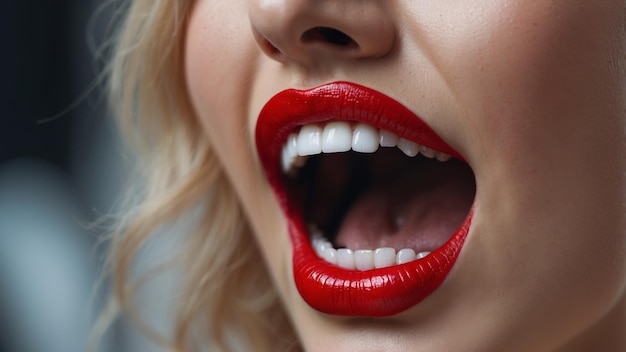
[256, 82, 463, 188]
[255, 81, 473, 317]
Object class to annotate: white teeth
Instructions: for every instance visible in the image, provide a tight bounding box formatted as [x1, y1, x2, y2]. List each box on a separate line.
[297, 125, 322, 156]
[397, 138, 420, 157]
[281, 146, 291, 172]
[312, 235, 433, 269]
[322, 121, 352, 153]
[337, 248, 356, 270]
[282, 133, 300, 173]
[420, 146, 437, 159]
[281, 122, 453, 173]
[352, 123, 380, 153]
[379, 129, 399, 147]
[374, 247, 396, 268]
[322, 247, 338, 265]
[312, 235, 332, 257]
[354, 250, 375, 271]
[416, 251, 431, 259]
[396, 248, 417, 264]
[287, 133, 298, 157]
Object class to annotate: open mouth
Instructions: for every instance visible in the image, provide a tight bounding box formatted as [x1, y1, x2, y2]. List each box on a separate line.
[255, 82, 476, 317]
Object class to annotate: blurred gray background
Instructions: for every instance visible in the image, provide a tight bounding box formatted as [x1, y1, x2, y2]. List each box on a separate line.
[1, 1, 177, 351]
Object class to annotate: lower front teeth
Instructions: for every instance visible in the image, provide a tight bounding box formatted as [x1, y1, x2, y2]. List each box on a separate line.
[397, 248, 417, 264]
[312, 236, 431, 270]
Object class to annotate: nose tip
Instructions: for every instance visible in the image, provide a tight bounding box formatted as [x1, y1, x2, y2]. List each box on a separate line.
[249, 0, 396, 65]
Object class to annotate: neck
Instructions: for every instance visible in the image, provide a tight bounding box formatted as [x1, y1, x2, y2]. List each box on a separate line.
[555, 293, 626, 352]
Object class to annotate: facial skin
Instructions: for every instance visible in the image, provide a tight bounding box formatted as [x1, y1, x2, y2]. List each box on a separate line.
[185, 0, 626, 351]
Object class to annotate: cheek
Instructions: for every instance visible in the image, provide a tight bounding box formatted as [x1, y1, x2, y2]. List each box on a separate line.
[414, 0, 626, 332]
[184, 0, 294, 294]
[413, 0, 626, 210]
[426, 1, 626, 159]
[185, 1, 252, 139]
[185, 0, 259, 188]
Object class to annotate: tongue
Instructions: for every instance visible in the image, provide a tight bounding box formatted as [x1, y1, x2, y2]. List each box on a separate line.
[333, 160, 475, 253]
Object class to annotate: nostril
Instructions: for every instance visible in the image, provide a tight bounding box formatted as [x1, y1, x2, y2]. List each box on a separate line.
[301, 27, 357, 48]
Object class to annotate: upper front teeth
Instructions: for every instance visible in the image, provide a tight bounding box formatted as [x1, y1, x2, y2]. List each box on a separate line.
[281, 121, 451, 173]
[321, 121, 352, 153]
[351, 124, 379, 153]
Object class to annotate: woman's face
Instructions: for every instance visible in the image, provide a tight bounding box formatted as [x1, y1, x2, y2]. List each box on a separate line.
[185, 0, 626, 351]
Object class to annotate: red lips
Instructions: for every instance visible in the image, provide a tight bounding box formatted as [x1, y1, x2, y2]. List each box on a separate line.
[255, 82, 472, 317]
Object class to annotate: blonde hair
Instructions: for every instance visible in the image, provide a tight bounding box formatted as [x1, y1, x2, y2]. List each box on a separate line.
[95, 0, 298, 350]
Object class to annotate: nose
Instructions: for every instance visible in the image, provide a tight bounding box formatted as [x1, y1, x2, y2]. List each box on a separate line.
[249, 0, 396, 66]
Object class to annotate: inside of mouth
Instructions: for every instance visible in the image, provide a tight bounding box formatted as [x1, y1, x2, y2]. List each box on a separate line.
[284, 146, 476, 266]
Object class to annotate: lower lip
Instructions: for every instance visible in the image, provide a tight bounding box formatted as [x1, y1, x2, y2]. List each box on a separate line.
[290, 206, 472, 317]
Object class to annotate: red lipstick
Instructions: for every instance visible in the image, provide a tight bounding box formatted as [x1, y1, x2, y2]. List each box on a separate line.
[255, 82, 472, 317]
